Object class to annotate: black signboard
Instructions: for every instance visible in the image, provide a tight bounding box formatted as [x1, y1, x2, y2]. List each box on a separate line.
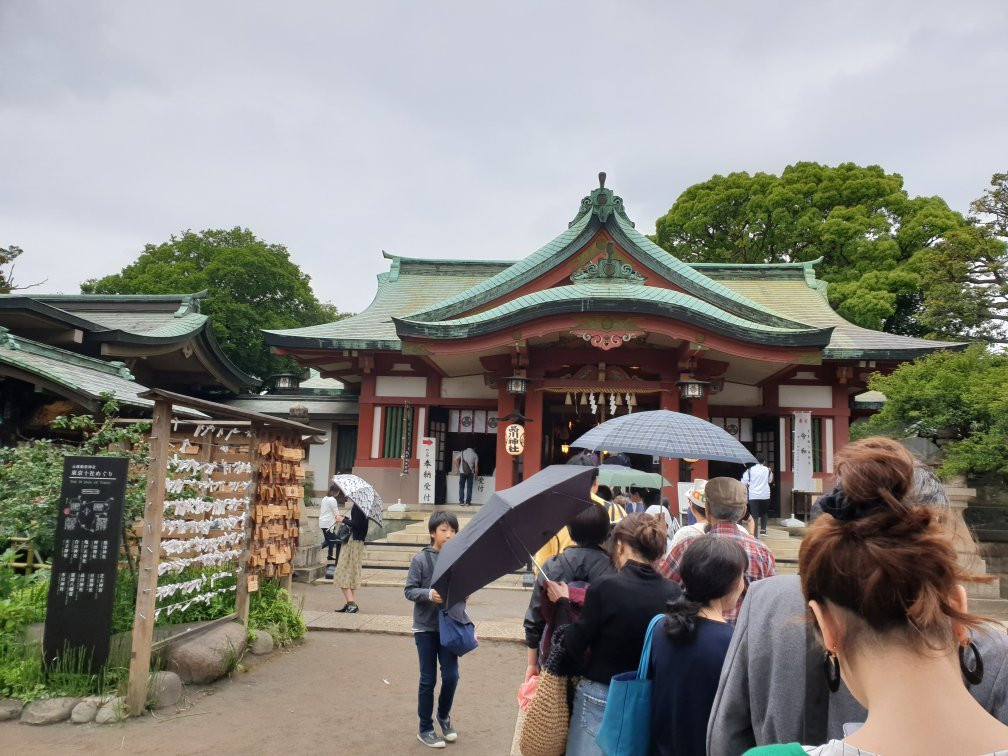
[43, 456, 128, 673]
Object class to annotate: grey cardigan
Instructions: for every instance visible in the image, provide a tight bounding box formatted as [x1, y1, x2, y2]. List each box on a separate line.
[404, 546, 441, 632]
[707, 574, 1008, 754]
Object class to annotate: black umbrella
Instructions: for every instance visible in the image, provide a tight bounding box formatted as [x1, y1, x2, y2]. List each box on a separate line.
[430, 465, 597, 608]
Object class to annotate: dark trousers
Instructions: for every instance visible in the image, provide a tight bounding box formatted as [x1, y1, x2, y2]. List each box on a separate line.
[415, 631, 459, 733]
[320, 528, 341, 561]
[458, 473, 474, 504]
[750, 498, 771, 533]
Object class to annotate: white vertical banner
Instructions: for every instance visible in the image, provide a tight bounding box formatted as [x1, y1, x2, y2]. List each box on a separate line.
[418, 436, 436, 505]
[459, 409, 475, 432]
[486, 411, 498, 433]
[473, 410, 487, 434]
[448, 409, 460, 433]
[740, 418, 753, 443]
[792, 411, 814, 491]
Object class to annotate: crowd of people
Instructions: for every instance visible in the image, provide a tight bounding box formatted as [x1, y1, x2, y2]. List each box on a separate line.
[327, 435, 1008, 753]
[518, 437, 1008, 755]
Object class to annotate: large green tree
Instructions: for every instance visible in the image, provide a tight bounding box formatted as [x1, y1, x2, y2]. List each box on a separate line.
[852, 345, 1008, 477]
[911, 173, 1008, 345]
[653, 162, 970, 336]
[81, 228, 342, 379]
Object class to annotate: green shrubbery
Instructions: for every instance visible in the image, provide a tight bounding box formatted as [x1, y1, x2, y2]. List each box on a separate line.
[248, 581, 306, 647]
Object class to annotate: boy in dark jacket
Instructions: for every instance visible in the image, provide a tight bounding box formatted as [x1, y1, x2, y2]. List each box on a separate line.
[404, 512, 460, 749]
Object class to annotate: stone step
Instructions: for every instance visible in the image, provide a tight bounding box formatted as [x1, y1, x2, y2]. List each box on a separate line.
[968, 580, 1003, 600]
[969, 597, 1008, 621]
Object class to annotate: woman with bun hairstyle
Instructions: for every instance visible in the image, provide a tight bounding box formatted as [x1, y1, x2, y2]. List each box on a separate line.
[650, 535, 747, 756]
[545, 513, 681, 756]
[746, 437, 1008, 756]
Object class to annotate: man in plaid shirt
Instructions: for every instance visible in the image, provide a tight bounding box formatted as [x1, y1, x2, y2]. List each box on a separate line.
[658, 477, 775, 622]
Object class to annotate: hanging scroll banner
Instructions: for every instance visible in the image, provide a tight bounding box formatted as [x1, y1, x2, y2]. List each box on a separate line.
[792, 411, 814, 492]
[401, 403, 413, 476]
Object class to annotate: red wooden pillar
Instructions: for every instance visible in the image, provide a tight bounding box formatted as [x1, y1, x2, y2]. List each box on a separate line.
[356, 402, 375, 466]
[495, 390, 516, 490]
[658, 389, 680, 501]
[689, 394, 710, 481]
[832, 384, 851, 459]
[523, 382, 544, 480]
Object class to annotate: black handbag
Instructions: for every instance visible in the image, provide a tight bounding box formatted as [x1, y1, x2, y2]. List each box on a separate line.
[330, 521, 352, 544]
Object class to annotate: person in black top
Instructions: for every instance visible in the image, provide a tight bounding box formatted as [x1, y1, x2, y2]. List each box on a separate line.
[649, 534, 746, 756]
[333, 502, 370, 613]
[523, 504, 615, 683]
[545, 513, 680, 756]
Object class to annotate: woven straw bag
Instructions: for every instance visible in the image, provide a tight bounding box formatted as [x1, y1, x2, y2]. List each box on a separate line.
[520, 624, 579, 756]
[519, 668, 571, 756]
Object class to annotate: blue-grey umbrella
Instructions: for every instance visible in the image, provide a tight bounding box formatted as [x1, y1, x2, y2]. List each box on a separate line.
[430, 465, 596, 608]
[570, 410, 757, 465]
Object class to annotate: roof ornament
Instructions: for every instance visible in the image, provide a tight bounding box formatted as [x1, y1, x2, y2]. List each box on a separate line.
[569, 171, 634, 228]
[571, 242, 647, 284]
[0, 327, 17, 350]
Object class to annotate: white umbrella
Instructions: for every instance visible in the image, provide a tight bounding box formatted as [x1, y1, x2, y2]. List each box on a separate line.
[331, 474, 384, 526]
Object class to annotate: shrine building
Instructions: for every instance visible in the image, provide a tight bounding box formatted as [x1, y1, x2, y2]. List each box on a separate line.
[265, 176, 962, 515]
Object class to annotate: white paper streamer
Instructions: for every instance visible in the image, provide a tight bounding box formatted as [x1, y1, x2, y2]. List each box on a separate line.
[162, 514, 246, 536]
[157, 549, 243, 576]
[154, 584, 237, 620]
[163, 497, 248, 516]
[167, 455, 254, 476]
[161, 532, 245, 556]
[155, 570, 234, 601]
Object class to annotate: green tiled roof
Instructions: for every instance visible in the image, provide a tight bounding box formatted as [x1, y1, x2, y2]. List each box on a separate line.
[697, 263, 967, 359]
[394, 282, 833, 347]
[0, 329, 205, 415]
[0, 292, 258, 390]
[264, 254, 513, 351]
[267, 182, 966, 361]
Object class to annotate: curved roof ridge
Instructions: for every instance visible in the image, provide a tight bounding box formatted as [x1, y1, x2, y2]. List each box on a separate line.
[401, 212, 596, 322]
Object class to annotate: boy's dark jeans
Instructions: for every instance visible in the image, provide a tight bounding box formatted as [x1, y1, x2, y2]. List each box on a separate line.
[415, 631, 459, 733]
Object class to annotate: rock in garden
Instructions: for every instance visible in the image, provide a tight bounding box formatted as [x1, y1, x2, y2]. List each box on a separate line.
[148, 670, 183, 709]
[70, 700, 98, 724]
[95, 696, 127, 724]
[164, 621, 248, 684]
[0, 698, 24, 721]
[249, 630, 274, 655]
[20, 697, 79, 725]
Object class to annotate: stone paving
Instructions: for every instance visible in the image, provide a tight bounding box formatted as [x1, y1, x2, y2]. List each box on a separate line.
[303, 609, 525, 642]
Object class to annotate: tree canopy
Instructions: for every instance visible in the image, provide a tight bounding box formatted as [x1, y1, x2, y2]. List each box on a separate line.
[652, 162, 979, 337]
[81, 228, 343, 380]
[852, 345, 1008, 477]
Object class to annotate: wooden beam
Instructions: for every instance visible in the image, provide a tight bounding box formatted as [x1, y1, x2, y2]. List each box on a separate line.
[126, 398, 171, 717]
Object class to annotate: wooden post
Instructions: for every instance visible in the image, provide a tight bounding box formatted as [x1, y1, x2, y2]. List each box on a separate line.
[233, 424, 259, 626]
[127, 399, 172, 716]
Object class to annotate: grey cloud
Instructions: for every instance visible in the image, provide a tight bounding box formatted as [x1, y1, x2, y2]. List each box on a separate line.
[1, 0, 1005, 312]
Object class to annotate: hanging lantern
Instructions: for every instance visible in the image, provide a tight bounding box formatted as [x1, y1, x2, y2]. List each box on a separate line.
[564, 392, 572, 406]
[580, 393, 587, 406]
[615, 393, 623, 406]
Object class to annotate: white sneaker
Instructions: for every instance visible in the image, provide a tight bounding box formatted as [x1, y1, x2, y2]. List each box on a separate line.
[418, 731, 446, 748]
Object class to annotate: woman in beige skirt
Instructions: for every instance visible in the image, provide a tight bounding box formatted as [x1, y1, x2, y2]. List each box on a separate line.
[333, 502, 369, 613]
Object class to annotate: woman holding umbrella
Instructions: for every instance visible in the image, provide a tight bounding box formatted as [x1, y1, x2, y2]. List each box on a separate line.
[331, 474, 384, 614]
[545, 513, 680, 755]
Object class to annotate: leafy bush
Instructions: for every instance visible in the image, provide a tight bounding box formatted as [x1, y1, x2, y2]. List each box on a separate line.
[854, 344, 1008, 476]
[0, 398, 150, 557]
[248, 581, 306, 646]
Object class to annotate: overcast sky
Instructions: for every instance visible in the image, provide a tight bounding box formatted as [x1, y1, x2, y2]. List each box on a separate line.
[2, 1, 1006, 313]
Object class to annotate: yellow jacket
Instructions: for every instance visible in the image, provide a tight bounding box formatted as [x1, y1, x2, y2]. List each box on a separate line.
[533, 493, 625, 567]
